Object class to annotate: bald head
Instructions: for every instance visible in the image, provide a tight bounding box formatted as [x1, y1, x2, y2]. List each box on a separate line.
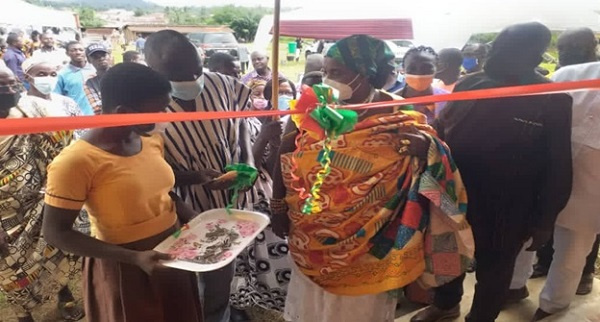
[0, 66, 19, 118]
[305, 54, 324, 73]
[436, 48, 463, 85]
[557, 28, 598, 67]
[145, 30, 202, 82]
[0, 66, 16, 84]
[250, 50, 269, 73]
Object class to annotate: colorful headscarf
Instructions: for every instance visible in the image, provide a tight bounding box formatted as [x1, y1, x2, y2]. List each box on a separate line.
[247, 79, 267, 91]
[326, 35, 395, 89]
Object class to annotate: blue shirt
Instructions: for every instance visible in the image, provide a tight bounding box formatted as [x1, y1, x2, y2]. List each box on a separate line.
[55, 63, 96, 115]
[3, 47, 26, 82]
[136, 38, 146, 50]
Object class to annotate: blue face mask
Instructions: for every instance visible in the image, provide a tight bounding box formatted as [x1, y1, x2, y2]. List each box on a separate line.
[462, 57, 478, 71]
[277, 95, 293, 111]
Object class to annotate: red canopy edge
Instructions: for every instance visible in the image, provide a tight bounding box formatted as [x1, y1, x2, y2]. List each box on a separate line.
[272, 18, 414, 40]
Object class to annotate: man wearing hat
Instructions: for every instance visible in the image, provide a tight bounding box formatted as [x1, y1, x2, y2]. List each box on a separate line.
[84, 43, 112, 114]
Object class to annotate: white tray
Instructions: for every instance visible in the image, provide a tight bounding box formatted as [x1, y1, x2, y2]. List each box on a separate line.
[154, 208, 270, 272]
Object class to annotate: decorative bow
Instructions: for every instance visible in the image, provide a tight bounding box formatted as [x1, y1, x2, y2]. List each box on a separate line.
[290, 84, 358, 215]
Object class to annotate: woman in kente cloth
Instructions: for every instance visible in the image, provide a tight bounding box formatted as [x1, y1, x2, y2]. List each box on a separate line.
[269, 35, 471, 322]
[0, 66, 83, 322]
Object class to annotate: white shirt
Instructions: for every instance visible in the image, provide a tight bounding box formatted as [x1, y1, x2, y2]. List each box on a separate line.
[551, 62, 600, 158]
[551, 62, 600, 233]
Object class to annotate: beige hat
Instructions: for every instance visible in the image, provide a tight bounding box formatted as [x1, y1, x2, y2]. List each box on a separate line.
[22, 57, 47, 74]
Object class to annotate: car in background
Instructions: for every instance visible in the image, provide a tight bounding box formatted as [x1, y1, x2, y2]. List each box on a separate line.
[304, 40, 335, 57]
[389, 39, 415, 61]
[188, 29, 239, 59]
[384, 41, 406, 67]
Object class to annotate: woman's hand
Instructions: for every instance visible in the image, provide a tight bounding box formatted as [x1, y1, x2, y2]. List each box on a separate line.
[398, 127, 430, 159]
[133, 250, 174, 275]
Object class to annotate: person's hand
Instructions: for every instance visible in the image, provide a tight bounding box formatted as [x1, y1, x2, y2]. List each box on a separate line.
[526, 228, 553, 251]
[198, 168, 222, 185]
[398, 127, 430, 159]
[205, 171, 238, 190]
[133, 250, 173, 275]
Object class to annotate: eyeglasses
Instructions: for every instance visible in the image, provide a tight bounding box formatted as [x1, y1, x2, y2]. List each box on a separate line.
[0, 83, 24, 94]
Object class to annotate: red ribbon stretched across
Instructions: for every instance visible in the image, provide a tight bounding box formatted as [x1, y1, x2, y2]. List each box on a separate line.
[0, 79, 599, 136]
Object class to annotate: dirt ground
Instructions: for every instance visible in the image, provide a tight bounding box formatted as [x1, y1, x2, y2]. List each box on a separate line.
[0, 259, 598, 322]
[0, 277, 82, 322]
[0, 271, 286, 322]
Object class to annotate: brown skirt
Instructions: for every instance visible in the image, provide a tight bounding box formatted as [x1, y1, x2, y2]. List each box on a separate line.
[83, 226, 203, 322]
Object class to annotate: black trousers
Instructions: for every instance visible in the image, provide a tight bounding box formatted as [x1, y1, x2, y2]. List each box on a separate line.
[433, 244, 525, 322]
[537, 234, 600, 275]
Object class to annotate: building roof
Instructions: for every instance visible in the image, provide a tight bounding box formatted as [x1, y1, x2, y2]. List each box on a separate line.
[277, 19, 413, 40]
[123, 24, 233, 34]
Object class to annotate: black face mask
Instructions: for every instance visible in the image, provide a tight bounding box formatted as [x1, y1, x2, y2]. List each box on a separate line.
[0, 92, 20, 118]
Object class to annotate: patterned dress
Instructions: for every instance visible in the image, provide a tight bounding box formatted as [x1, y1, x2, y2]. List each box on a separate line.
[0, 106, 79, 315]
[230, 118, 291, 311]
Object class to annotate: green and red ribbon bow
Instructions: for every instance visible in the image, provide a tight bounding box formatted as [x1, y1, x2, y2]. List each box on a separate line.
[291, 84, 358, 214]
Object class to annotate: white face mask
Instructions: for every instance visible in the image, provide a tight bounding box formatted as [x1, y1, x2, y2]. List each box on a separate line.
[323, 74, 362, 101]
[170, 74, 205, 100]
[32, 76, 58, 95]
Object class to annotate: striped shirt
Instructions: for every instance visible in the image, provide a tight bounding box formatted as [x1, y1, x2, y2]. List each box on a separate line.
[163, 72, 251, 212]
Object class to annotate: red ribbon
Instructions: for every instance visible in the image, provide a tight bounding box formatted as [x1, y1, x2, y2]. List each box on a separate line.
[1, 79, 599, 136]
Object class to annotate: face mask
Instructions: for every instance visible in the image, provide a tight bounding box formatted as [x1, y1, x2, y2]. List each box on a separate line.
[0, 92, 21, 118]
[277, 95, 293, 111]
[323, 73, 362, 101]
[252, 98, 268, 110]
[462, 57, 478, 71]
[31, 76, 58, 95]
[170, 74, 205, 100]
[405, 74, 434, 92]
[135, 122, 170, 137]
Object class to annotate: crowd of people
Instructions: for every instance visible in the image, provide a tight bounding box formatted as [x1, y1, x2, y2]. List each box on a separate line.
[0, 20, 598, 322]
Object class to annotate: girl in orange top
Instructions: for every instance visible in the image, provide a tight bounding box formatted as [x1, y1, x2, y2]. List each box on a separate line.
[42, 63, 202, 322]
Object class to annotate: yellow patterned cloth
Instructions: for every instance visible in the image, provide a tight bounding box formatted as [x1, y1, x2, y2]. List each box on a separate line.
[0, 106, 78, 314]
[281, 109, 469, 296]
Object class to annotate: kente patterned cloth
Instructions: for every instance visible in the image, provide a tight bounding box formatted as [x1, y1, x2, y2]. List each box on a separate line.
[281, 109, 469, 296]
[0, 106, 79, 314]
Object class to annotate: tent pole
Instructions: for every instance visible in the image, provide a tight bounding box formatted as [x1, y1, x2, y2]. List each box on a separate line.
[271, 0, 281, 116]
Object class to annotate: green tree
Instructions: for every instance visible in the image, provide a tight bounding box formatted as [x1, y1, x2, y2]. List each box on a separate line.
[134, 8, 146, 17]
[164, 7, 203, 25]
[164, 5, 270, 42]
[75, 7, 105, 28]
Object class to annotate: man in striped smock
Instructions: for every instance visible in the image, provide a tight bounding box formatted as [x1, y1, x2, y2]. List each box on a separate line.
[145, 30, 253, 322]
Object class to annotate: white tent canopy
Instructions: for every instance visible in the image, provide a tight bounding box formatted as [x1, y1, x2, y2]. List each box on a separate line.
[0, 0, 78, 29]
[256, 0, 600, 51]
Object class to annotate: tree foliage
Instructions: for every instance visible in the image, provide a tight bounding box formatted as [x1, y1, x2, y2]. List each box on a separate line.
[25, 1, 271, 42]
[75, 7, 105, 28]
[165, 5, 271, 42]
